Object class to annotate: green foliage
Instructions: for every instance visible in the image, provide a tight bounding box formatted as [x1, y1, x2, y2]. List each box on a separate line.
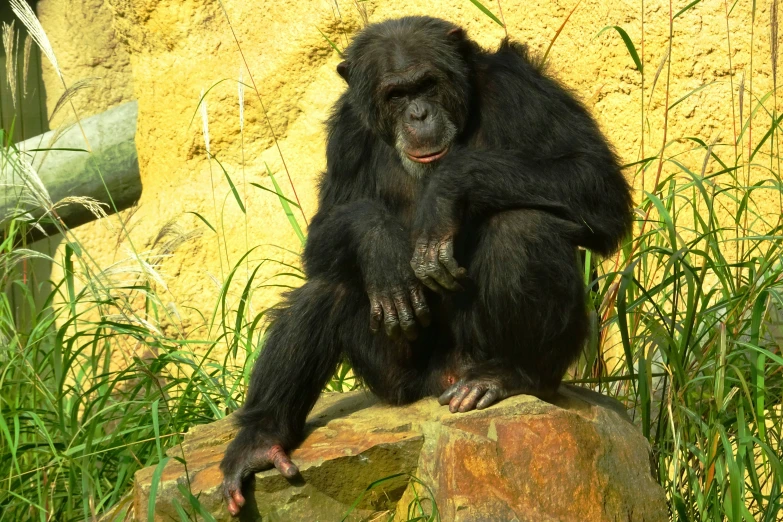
[588, 161, 783, 520]
[342, 473, 440, 522]
[466, 0, 504, 27]
[0, 233, 244, 519]
[575, 4, 783, 521]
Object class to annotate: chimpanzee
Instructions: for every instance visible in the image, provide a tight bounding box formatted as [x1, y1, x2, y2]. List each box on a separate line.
[220, 16, 632, 515]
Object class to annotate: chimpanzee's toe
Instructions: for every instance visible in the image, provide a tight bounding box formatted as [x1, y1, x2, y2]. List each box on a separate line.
[439, 379, 505, 413]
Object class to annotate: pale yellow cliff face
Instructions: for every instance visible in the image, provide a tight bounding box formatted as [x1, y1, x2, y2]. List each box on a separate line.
[38, 0, 780, 337]
[37, 0, 134, 125]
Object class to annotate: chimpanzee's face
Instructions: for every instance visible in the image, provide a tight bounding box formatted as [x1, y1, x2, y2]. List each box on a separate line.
[378, 63, 458, 175]
[338, 25, 472, 177]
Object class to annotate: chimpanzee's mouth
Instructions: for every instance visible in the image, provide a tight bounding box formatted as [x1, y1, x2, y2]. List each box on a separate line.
[407, 147, 448, 163]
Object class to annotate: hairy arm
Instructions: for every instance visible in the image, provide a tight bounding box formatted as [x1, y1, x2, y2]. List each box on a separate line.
[415, 148, 633, 255]
[303, 99, 430, 340]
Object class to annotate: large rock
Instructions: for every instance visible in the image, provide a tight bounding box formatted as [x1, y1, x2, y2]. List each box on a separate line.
[130, 387, 666, 522]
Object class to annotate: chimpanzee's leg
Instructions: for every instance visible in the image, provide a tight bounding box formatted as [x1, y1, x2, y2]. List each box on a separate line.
[220, 278, 351, 514]
[340, 297, 445, 406]
[220, 277, 435, 515]
[439, 210, 588, 413]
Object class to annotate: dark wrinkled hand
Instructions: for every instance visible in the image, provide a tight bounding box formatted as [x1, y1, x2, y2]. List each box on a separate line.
[368, 281, 430, 341]
[438, 379, 507, 413]
[410, 231, 467, 293]
[361, 224, 432, 341]
[410, 175, 467, 292]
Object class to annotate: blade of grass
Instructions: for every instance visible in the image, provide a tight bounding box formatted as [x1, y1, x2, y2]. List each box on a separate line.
[266, 163, 306, 245]
[596, 26, 644, 72]
[208, 152, 246, 214]
[467, 0, 504, 27]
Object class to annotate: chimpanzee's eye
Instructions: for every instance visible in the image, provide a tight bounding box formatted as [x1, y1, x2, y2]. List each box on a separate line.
[419, 78, 437, 94]
[387, 88, 406, 101]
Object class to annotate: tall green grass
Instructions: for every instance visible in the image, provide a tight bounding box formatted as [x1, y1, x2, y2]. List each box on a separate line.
[589, 150, 783, 520]
[0, 1, 782, 521]
[571, 1, 783, 520]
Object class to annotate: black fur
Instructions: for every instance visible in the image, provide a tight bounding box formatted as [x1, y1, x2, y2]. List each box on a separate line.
[220, 16, 632, 507]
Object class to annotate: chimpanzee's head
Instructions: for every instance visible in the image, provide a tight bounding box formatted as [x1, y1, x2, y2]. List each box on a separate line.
[337, 17, 474, 177]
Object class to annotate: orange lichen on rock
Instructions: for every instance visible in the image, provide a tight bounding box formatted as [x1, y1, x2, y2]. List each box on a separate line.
[129, 387, 665, 522]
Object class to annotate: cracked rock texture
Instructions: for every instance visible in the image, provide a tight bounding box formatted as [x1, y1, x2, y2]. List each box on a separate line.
[36, 1, 780, 337]
[37, 0, 134, 126]
[127, 387, 666, 521]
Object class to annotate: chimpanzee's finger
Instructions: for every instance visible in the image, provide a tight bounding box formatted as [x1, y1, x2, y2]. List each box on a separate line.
[438, 381, 463, 405]
[269, 445, 299, 479]
[425, 241, 462, 291]
[476, 388, 501, 409]
[438, 240, 468, 280]
[392, 289, 418, 341]
[415, 270, 443, 293]
[222, 477, 244, 517]
[369, 294, 383, 334]
[409, 285, 431, 327]
[413, 244, 445, 293]
[448, 384, 472, 413]
[457, 384, 488, 412]
[411, 236, 428, 272]
[380, 295, 401, 340]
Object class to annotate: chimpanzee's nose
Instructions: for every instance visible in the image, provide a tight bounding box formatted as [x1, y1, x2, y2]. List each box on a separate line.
[408, 102, 428, 121]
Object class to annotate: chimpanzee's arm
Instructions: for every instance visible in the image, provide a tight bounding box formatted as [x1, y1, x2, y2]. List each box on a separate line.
[304, 199, 431, 340]
[301, 98, 432, 339]
[423, 149, 633, 254]
[303, 200, 405, 280]
[410, 149, 633, 288]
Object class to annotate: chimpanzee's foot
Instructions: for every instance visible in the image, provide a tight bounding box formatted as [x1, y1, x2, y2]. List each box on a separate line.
[438, 379, 518, 413]
[220, 434, 299, 517]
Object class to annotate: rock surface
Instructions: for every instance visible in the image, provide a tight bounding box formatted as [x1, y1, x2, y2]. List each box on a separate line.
[37, 0, 134, 126]
[130, 387, 666, 522]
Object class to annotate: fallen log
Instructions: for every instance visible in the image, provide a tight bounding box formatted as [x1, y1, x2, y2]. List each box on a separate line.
[1, 101, 141, 238]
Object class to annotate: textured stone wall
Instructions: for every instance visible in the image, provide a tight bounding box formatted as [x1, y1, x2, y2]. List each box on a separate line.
[37, 0, 780, 335]
[37, 0, 133, 125]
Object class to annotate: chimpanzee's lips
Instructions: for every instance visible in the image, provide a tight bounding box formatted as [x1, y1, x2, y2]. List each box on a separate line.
[406, 147, 448, 163]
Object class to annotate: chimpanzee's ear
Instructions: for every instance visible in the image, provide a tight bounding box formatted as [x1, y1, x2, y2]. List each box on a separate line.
[447, 27, 465, 40]
[337, 61, 350, 83]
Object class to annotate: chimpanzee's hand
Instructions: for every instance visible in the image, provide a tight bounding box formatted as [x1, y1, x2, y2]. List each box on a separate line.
[220, 430, 298, 517]
[367, 280, 430, 341]
[361, 232, 431, 341]
[410, 183, 467, 293]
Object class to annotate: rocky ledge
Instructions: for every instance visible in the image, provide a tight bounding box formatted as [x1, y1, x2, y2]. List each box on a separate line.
[126, 386, 666, 521]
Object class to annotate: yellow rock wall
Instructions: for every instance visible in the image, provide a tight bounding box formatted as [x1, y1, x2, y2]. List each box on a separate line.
[37, 0, 134, 124]
[38, 0, 780, 336]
